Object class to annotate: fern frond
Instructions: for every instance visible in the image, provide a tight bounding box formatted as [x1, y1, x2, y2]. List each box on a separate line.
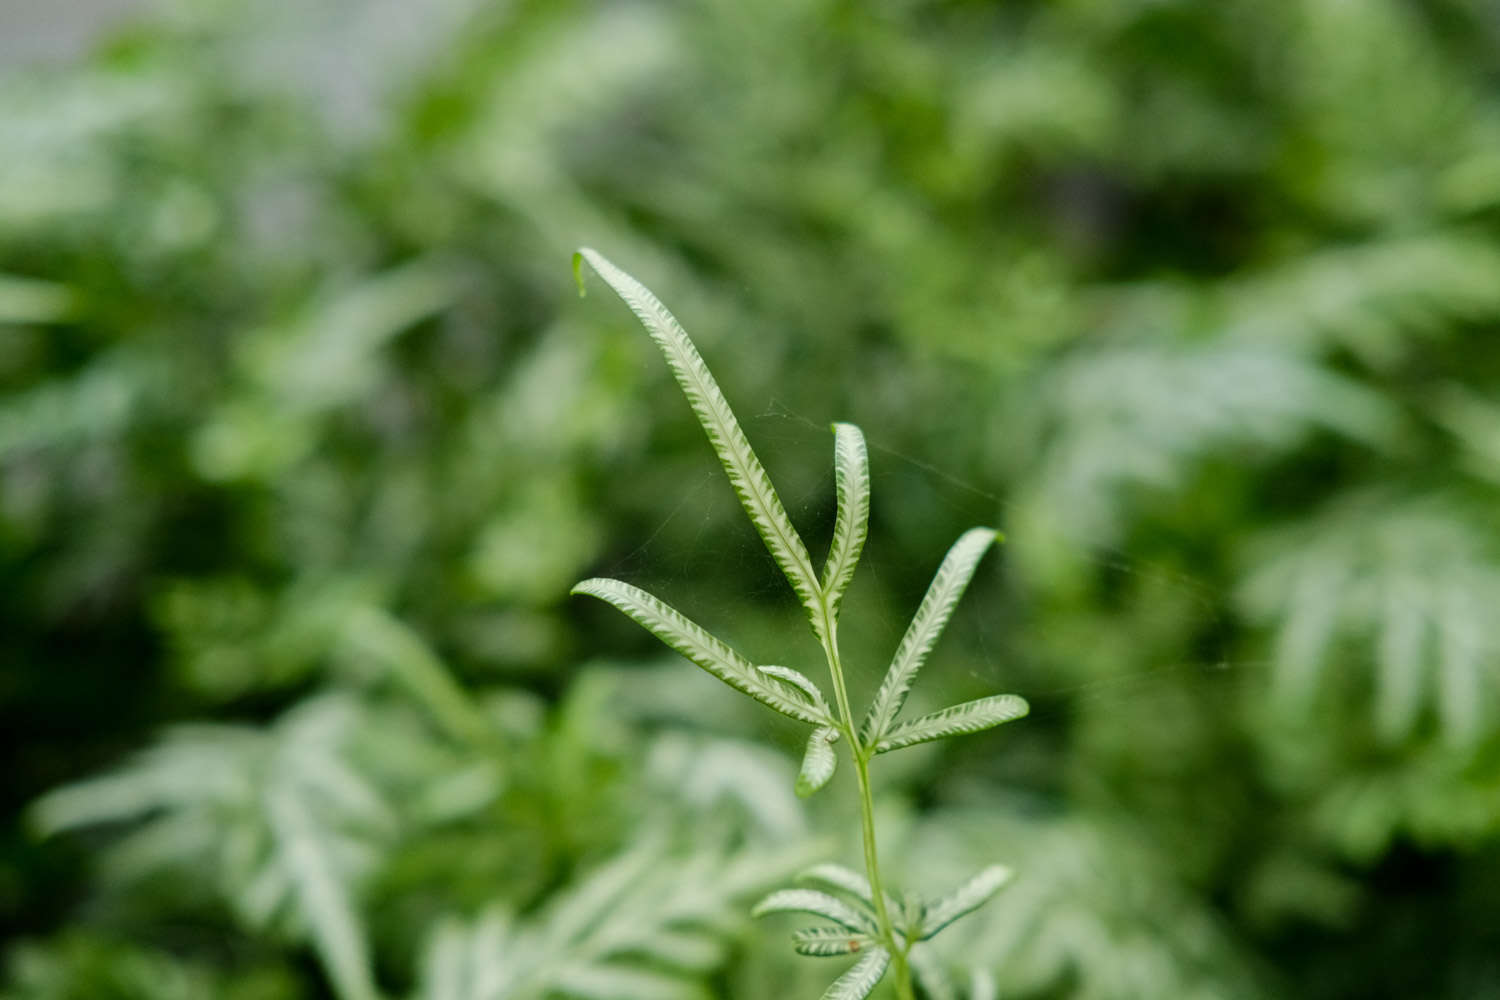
[1239, 491, 1500, 744]
[30, 695, 391, 1000]
[413, 837, 809, 1000]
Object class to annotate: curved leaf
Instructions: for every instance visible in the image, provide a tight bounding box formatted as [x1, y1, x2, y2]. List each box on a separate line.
[821, 422, 869, 615]
[872, 695, 1029, 755]
[752, 889, 878, 934]
[575, 248, 823, 629]
[860, 528, 1000, 747]
[821, 947, 890, 1000]
[796, 727, 840, 798]
[919, 865, 1013, 940]
[758, 665, 831, 713]
[572, 578, 830, 725]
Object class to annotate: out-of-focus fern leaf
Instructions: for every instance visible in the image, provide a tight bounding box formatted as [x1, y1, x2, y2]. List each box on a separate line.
[31, 695, 392, 1000]
[0, 352, 158, 460]
[1239, 491, 1500, 744]
[1221, 235, 1500, 370]
[906, 808, 1268, 1000]
[908, 944, 957, 1000]
[1276, 736, 1500, 864]
[412, 836, 812, 1000]
[342, 605, 496, 750]
[1021, 344, 1403, 546]
[0, 932, 300, 1000]
[641, 729, 807, 838]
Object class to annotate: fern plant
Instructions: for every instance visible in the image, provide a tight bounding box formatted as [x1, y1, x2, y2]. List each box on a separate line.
[571, 249, 1029, 1000]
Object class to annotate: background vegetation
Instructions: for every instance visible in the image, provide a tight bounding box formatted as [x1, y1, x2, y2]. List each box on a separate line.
[5, 0, 1500, 996]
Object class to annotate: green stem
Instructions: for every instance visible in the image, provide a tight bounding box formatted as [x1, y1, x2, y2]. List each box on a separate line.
[818, 613, 915, 1000]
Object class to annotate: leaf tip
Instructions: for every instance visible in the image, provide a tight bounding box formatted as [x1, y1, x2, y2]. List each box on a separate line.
[571, 249, 591, 297]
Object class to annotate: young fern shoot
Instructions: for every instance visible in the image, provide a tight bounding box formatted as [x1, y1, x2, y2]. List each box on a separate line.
[571, 248, 1028, 1000]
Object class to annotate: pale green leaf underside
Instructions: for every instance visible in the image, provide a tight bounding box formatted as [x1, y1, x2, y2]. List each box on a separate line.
[860, 528, 1001, 746]
[873, 695, 1030, 754]
[793, 927, 876, 958]
[920, 864, 1013, 939]
[908, 944, 957, 1000]
[821, 947, 890, 1000]
[795, 864, 894, 917]
[796, 727, 839, 798]
[571, 578, 830, 726]
[821, 422, 870, 615]
[265, 788, 380, 1000]
[575, 248, 823, 627]
[753, 889, 878, 935]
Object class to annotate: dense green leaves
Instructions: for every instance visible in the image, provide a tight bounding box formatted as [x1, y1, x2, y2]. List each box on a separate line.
[13, 1, 1500, 998]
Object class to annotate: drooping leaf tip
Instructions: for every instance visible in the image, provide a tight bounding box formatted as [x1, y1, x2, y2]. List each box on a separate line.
[571, 250, 589, 297]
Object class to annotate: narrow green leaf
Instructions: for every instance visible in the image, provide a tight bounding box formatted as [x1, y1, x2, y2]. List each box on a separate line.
[572, 578, 830, 726]
[795, 727, 839, 798]
[873, 694, 1029, 754]
[758, 665, 831, 713]
[860, 528, 1001, 747]
[792, 927, 877, 958]
[821, 422, 869, 615]
[820, 947, 890, 1000]
[575, 248, 824, 628]
[919, 865, 1013, 940]
[752, 889, 878, 934]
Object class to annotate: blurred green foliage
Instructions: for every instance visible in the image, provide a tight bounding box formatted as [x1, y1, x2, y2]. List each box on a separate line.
[6, 0, 1500, 997]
